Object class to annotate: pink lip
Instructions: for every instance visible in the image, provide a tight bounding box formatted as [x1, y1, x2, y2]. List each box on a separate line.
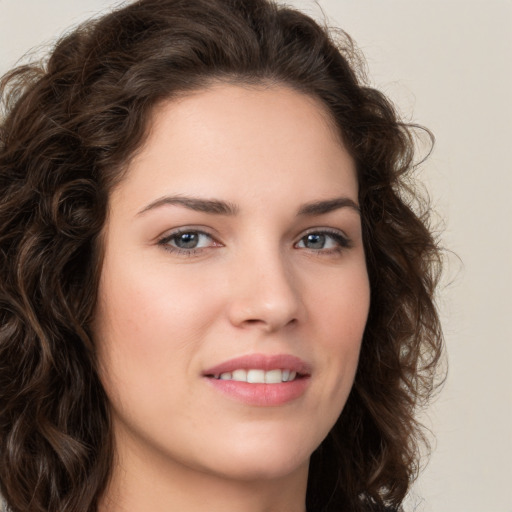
[202, 353, 312, 376]
[202, 353, 312, 407]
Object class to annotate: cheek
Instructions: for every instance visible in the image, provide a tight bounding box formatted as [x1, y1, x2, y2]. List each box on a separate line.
[93, 256, 240, 429]
[309, 265, 370, 398]
[93, 263, 205, 405]
[93, 271, 214, 433]
[312, 259, 370, 342]
[97, 260, 220, 354]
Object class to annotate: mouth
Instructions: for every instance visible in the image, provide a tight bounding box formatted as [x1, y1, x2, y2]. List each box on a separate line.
[202, 353, 311, 380]
[202, 354, 311, 406]
[207, 368, 303, 383]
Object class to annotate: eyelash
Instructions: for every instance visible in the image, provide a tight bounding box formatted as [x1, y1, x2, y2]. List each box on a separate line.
[157, 228, 352, 256]
[157, 229, 218, 256]
[296, 229, 352, 255]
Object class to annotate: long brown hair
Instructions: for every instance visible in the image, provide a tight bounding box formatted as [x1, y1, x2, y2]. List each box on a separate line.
[0, 1, 443, 511]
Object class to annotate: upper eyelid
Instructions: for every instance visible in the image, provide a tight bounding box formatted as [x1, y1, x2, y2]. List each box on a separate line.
[157, 226, 218, 241]
[298, 226, 348, 237]
[297, 230, 349, 244]
[295, 227, 351, 243]
[156, 226, 351, 246]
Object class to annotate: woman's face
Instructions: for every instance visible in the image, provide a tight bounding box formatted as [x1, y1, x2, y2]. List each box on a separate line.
[95, 84, 370, 485]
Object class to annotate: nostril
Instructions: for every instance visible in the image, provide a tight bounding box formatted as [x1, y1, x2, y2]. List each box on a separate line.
[242, 317, 297, 328]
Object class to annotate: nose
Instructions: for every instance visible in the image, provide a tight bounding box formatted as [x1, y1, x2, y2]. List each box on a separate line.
[226, 248, 304, 332]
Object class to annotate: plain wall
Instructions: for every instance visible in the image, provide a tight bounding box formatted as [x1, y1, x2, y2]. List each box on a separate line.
[1, 1, 511, 511]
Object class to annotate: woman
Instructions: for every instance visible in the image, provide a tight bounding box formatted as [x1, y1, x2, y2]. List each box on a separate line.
[0, 0, 443, 511]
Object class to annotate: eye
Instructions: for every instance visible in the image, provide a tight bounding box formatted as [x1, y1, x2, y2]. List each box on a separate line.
[158, 229, 218, 253]
[295, 230, 350, 252]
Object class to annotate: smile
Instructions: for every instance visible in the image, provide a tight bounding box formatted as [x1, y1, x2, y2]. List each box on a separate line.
[203, 354, 311, 406]
[210, 369, 299, 383]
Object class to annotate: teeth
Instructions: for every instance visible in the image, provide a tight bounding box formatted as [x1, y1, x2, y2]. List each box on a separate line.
[214, 369, 298, 383]
[247, 369, 265, 383]
[232, 369, 247, 381]
[264, 369, 282, 384]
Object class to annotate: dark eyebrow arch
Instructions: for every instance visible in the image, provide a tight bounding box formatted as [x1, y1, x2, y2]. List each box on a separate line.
[137, 196, 239, 216]
[298, 197, 360, 216]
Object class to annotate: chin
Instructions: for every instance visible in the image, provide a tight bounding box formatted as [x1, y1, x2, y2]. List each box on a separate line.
[195, 427, 318, 482]
[209, 452, 310, 483]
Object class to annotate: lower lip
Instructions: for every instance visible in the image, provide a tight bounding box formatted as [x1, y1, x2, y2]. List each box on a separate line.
[205, 377, 310, 406]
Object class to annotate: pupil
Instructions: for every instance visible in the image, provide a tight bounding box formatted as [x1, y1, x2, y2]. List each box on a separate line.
[306, 233, 325, 249]
[176, 233, 198, 249]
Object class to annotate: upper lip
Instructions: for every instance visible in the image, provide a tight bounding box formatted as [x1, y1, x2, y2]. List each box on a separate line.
[202, 353, 312, 377]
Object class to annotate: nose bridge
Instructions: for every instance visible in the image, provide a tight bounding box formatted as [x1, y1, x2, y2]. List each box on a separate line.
[227, 239, 302, 331]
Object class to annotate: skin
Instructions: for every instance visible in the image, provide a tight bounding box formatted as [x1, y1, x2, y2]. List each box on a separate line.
[95, 83, 370, 512]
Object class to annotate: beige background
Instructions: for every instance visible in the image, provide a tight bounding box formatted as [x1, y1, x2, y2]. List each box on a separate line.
[1, 1, 511, 511]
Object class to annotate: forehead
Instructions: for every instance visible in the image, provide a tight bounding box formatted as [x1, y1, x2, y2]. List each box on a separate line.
[151, 81, 343, 138]
[112, 83, 357, 213]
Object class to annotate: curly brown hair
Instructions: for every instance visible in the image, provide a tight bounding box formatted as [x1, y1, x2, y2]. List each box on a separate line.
[0, 1, 443, 511]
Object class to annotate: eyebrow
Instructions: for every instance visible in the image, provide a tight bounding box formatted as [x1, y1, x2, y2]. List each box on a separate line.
[138, 196, 239, 216]
[137, 195, 359, 217]
[297, 197, 360, 216]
